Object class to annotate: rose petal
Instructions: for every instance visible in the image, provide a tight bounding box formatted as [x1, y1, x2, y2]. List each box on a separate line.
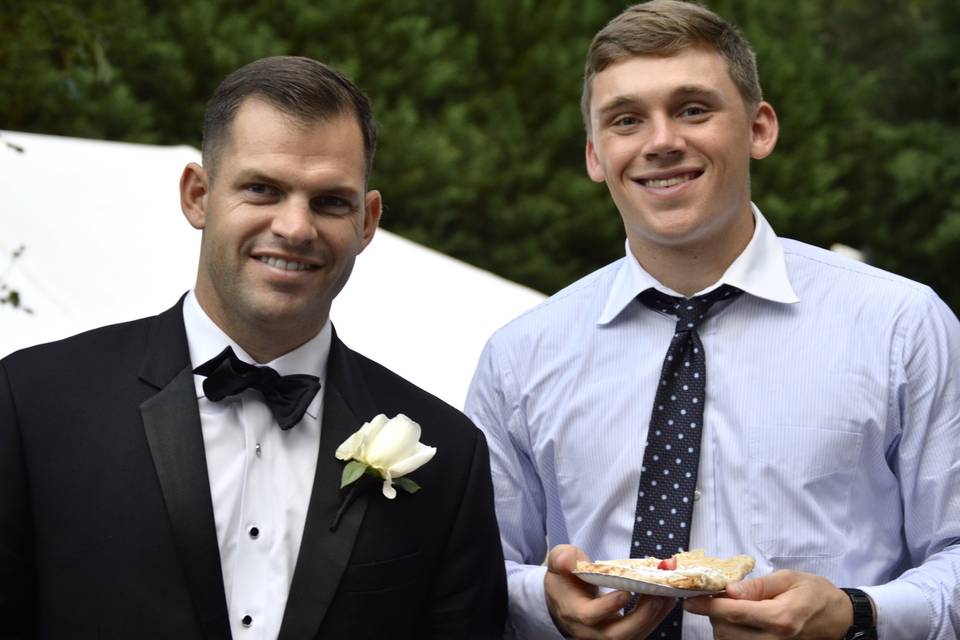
[382, 479, 397, 499]
[334, 431, 364, 461]
[361, 414, 390, 439]
[365, 415, 422, 469]
[355, 414, 389, 458]
[387, 443, 437, 477]
[337, 415, 386, 460]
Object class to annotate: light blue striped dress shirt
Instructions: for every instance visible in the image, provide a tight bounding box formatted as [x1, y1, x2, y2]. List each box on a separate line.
[465, 208, 960, 640]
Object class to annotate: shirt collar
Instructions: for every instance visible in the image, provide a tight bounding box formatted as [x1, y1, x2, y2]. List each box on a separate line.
[182, 290, 331, 419]
[598, 204, 799, 325]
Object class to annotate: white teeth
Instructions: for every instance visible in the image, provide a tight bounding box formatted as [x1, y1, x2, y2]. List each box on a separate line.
[258, 256, 313, 271]
[643, 174, 696, 188]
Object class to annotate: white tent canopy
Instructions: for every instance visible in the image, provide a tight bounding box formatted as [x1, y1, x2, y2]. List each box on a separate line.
[0, 130, 544, 408]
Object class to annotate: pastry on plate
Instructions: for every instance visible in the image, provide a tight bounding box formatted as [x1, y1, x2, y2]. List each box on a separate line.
[574, 549, 755, 592]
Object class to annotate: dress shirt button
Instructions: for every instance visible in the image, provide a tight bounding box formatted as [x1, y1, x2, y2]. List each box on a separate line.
[249, 526, 260, 539]
[241, 615, 253, 627]
[693, 490, 701, 501]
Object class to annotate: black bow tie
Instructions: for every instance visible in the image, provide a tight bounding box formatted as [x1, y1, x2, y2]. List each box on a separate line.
[193, 346, 321, 430]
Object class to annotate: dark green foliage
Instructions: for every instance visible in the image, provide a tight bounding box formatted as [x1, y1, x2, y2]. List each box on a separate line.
[0, 245, 32, 313]
[730, 0, 960, 310]
[2, 0, 957, 312]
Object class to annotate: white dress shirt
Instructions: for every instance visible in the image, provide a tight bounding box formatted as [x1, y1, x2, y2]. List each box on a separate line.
[183, 292, 330, 640]
[465, 207, 960, 640]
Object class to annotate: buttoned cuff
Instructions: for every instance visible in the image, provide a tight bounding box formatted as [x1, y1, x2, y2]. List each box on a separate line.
[507, 564, 565, 639]
[860, 580, 930, 640]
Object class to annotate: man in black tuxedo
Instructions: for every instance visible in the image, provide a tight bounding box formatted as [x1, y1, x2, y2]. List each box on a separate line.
[0, 56, 506, 639]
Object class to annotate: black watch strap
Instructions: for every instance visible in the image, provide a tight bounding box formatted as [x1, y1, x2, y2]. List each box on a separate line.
[840, 588, 877, 640]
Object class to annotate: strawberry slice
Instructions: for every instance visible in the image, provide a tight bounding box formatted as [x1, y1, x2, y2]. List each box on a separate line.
[656, 557, 677, 570]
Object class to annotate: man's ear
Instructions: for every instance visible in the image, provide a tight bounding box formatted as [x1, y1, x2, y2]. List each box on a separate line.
[180, 162, 209, 229]
[750, 102, 779, 160]
[585, 136, 606, 183]
[359, 189, 382, 251]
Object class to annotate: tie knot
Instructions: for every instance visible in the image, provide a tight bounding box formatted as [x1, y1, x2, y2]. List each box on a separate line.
[251, 364, 281, 392]
[638, 284, 742, 333]
[193, 346, 321, 430]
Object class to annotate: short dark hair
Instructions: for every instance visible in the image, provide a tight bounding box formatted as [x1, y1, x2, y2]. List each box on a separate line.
[582, 0, 762, 133]
[201, 56, 377, 180]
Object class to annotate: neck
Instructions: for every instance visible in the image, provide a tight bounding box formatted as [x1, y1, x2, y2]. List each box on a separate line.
[229, 330, 315, 364]
[193, 292, 326, 364]
[630, 217, 754, 297]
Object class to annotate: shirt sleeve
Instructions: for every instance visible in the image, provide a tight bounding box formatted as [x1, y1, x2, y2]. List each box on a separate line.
[465, 337, 565, 639]
[865, 289, 960, 640]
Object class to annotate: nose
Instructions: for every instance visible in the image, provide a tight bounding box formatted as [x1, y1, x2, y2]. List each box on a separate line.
[643, 115, 685, 159]
[270, 197, 317, 245]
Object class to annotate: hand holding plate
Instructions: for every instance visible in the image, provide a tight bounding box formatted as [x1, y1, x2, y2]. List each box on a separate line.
[545, 544, 673, 639]
[683, 569, 853, 639]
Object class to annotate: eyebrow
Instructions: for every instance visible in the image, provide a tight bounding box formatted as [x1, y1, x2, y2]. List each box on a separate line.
[673, 85, 724, 103]
[234, 169, 288, 189]
[595, 85, 726, 121]
[233, 169, 362, 200]
[595, 96, 642, 122]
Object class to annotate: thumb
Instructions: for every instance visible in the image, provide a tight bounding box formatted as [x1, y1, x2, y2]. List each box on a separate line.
[547, 544, 590, 576]
[726, 571, 796, 601]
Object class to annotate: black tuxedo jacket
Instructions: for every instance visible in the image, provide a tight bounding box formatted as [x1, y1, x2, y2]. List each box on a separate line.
[0, 299, 506, 639]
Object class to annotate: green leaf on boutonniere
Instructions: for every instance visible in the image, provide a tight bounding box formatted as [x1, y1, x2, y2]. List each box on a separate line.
[341, 460, 369, 488]
[394, 477, 421, 494]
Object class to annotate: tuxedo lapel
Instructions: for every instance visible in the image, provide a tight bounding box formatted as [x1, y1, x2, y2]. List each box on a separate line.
[278, 332, 378, 640]
[139, 299, 231, 640]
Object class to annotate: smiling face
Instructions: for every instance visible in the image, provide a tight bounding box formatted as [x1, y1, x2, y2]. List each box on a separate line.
[180, 98, 381, 361]
[586, 45, 777, 266]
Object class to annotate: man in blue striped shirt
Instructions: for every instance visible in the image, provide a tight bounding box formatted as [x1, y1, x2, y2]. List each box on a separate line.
[466, 2, 960, 639]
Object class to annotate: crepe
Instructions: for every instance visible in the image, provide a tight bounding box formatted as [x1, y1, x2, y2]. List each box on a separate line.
[574, 549, 755, 592]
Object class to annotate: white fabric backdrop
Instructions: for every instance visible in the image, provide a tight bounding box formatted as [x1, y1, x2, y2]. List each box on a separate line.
[0, 130, 544, 408]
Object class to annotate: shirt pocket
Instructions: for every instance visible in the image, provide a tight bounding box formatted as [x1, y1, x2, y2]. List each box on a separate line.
[747, 424, 863, 559]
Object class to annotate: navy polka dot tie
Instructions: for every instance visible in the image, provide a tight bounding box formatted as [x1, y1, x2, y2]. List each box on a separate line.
[630, 284, 742, 639]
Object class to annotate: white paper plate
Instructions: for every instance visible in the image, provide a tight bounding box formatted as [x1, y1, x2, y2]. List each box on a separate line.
[574, 571, 721, 598]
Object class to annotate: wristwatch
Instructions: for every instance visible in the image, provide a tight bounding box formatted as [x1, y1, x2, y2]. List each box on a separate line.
[840, 588, 877, 640]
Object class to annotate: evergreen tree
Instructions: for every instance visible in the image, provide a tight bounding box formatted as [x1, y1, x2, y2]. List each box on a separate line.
[3, 0, 957, 310]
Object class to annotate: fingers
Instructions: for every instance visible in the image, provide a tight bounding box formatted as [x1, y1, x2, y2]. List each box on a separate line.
[725, 570, 798, 601]
[709, 619, 770, 640]
[545, 544, 675, 639]
[545, 545, 619, 635]
[682, 594, 714, 616]
[577, 590, 633, 627]
[567, 595, 675, 640]
[685, 571, 852, 639]
[545, 544, 604, 614]
[595, 595, 675, 640]
[545, 572, 629, 633]
[683, 573, 794, 629]
[547, 543, 590, 575]
[684, 594, 775, 627]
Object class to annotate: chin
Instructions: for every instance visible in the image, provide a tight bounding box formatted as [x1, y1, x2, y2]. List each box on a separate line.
[636, 222, 705, 247]
[239, 295, 301, 323]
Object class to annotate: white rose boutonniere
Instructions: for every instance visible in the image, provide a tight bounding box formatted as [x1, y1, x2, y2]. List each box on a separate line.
[335, 413, 437, 499]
